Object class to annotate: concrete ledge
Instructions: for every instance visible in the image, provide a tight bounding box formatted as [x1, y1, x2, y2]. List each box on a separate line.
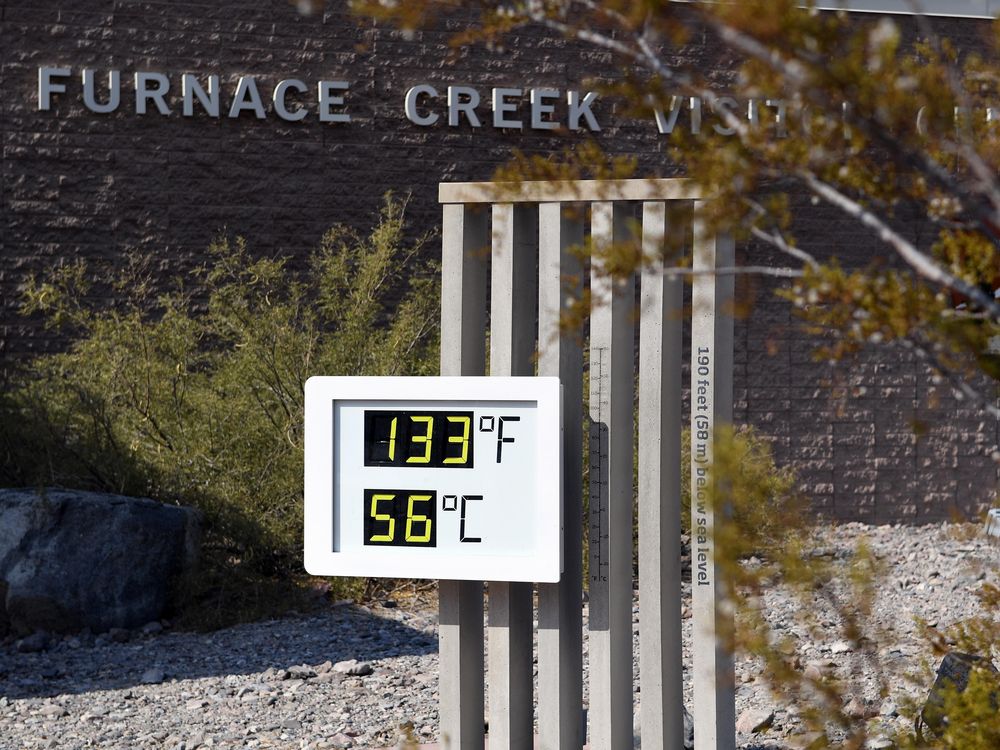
[439, 178, 699, 204]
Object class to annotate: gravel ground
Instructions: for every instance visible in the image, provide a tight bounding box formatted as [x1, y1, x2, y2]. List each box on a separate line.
[0, 522, 996, 750]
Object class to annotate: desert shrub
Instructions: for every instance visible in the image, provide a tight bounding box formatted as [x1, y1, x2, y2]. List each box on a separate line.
[680, 424, 805, 554]
[0, 194, 438, 595]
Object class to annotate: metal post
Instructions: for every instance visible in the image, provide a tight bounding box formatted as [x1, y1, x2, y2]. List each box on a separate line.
[690, 205, 736, 750]
[440, 202, 488, 750]
[638, 201, 685, 750]
[588, 201, 636, 750]
[537, 202, 585, 750]
[487, 202, 537, 750]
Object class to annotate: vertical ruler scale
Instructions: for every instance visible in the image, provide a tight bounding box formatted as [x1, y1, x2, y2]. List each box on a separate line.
[439, 202, 488, 750]
[638, 201, 684, 750]
[537, 202, 585, 750]
[588, 202, 636, 750]
[488, 203, 537, 750]
[690, 205, 736, 750]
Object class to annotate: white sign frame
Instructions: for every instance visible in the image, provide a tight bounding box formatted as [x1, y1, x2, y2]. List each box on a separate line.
[812, 1, 999, 18]
[670, 0, 1000, 18]
[304, 375, 563, 582]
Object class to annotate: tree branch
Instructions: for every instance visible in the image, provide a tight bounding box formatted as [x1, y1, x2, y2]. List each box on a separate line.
[898, 336, 1000, 421]
[706, 12, 1000, 240]
[801, 171, 1000, 320]
[663, 265, 804, 279]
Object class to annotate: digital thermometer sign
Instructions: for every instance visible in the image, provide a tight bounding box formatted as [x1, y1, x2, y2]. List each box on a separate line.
[304, 376, 562, 582]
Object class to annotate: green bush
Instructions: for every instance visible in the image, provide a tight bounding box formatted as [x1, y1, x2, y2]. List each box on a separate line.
[0, 194, 439, 609]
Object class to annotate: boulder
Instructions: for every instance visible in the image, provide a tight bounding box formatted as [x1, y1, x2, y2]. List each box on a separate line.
[921, 651, 999, 737]
[0, 488, 200, 635]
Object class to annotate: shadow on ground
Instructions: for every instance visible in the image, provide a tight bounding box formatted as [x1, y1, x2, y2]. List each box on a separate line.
[0, 603, 437, 700]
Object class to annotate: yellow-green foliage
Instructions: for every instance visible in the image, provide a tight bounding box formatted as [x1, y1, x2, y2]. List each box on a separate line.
[0, 194, 439, 584]
[680, 424, 804, 553]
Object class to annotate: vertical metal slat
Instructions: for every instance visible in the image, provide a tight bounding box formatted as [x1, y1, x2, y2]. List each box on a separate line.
[487, 202, 538, 750]
[588, 201, 636, 750]
[638, 201, 685, 750]
[439, 202, 488, 750]
[690, 205, 736, 750]
[537, 202, 585, 750]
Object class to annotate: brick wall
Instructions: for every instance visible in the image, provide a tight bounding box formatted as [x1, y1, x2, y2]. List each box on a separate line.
[2, 0, 997, 521]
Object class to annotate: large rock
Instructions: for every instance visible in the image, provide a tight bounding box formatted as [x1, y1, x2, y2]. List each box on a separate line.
[0, 488, 200, 634]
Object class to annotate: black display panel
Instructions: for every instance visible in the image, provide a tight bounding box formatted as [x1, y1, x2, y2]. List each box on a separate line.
[363, 489, 437, 547]
[364, 410, 474, 468]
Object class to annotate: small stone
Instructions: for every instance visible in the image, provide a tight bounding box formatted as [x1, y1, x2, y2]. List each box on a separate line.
[328, 734, 354, 749]
[804, 659, 834, 680]
[866, 737, 895, 749]
[288, 664, 317, 679]
[141, 621, 164, 635]
[844, 697, 868, 719]
[16, 632, 50, 653]
[315, 660, 333, 674]
[831, 640, 853, 654]
[141, 668, 166, 684]
[314, 671, 343, 684]
[38, 703, 68, 719]
[879, 699, 898, 717]
[803, 663, 824, 681]
[186, 699, 208, 710]
[108, 627, 130, 643]
[334, 659, 374, 676]
[82, 706, 109, 721]
[188, 731, 205, 749]
[736, 708, 775, 734]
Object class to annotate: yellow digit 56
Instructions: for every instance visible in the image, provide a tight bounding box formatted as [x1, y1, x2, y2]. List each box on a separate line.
[407, 415, 434, 463]
[369, 493, 395, 542]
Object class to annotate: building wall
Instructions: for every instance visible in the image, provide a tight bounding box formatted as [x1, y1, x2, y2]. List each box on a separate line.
[2, 0, 997, 521]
